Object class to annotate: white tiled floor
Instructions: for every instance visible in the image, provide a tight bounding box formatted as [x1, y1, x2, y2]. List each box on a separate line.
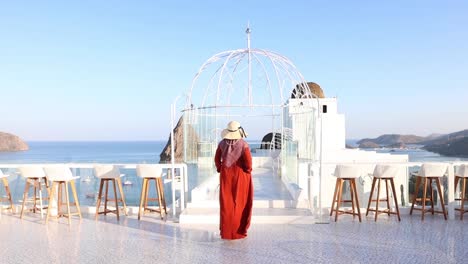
[1, 212, 467, 264]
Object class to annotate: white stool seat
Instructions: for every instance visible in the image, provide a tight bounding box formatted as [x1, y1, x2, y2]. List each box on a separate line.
[0, 170, 8, 178]
[334, 165, 361, 178]
[18, 166, 47, 179]
[417, 163, 448, 178]
[373, 164, 400, 178]
[94, 165, 123, 179]
[136, 164, 166, 178]
[44, 166, 80, 182]
[456, 164, 468, 177]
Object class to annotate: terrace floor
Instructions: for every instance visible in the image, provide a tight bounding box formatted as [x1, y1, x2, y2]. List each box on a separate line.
[1, 211, 467, 264]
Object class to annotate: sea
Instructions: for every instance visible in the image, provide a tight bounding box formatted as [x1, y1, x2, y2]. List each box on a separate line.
[0, 141, 168, 207]
[1, 140, 467, 207]
[0, 141, 167, 164]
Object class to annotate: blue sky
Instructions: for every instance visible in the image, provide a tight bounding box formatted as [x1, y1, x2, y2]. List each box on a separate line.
[1, 1, 467, 141]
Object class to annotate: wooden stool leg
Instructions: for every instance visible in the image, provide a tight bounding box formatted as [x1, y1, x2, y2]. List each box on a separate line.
[422, 178, 428, 221]
[2, 178, 14, 213]
[461, 178, 466, 220]
[435, 178, 447, 220]
[352, 179, 361, 222]
[95, 179, 104, 219]
[144, 179, 150, 210]
[349, 180, 356, 218]
[70, 180, 81, 219]
[366, 178, 377, 216]
[43, 177, 50, 196]
[390, 178, 401, 221]
[112, 179, 119, 220]
[38, 180, 44, 219]
[20, 180, 30, 219]
[158, 178, 167, 215]
[65, 181, 71, 225]
[46, 182, 56, 224]
[335, 179, 343, 222]
[138, 178, 147, 220]
[429, 178, 435, 215]
[117, 178, 128, 216]
[375, 178, 381, 222]
[330, 178, 339, 216]
[410, 176, 421, 215]
[104, 180, 109, 216]
[385, 179, 391, 216]
[58, 182, 63, 218]
[156, 178, 164, 219]
[33, 179, 38, 213]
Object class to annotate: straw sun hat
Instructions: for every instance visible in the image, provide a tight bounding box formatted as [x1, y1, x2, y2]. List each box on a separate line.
[221, 121, 248, 140]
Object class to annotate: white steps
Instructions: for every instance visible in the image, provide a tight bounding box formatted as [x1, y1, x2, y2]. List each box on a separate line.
[186, 199, 299, 209]
[180, 199, 313, 224]
[179, 207, 313, 224]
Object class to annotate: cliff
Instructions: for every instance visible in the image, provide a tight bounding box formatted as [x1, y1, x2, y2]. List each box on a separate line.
[159, 116, 199, 163]
[0, 132, 29, 152]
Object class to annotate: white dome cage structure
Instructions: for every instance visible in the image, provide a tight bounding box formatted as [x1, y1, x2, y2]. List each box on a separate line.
[171, 27, 323, 214]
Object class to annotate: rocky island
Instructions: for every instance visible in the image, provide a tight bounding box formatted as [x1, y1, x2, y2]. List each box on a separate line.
[357, 129, 468, 157]
[0, 132, 29, 152]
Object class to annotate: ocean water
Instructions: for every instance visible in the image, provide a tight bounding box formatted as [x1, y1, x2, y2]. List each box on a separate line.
[0, 141, 166, 164]
[0, 141, 169, 207]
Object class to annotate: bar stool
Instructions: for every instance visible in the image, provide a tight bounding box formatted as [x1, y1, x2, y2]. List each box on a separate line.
[94, 165, 128, 220]
[410, 163, 448, 220]
[330, 165, 362, 222]
[136, 164, 167, 220]
[18, 166, 49, 219]
[44, 165, 82, 225]
[365, 164, 401, 221]
[455, 164, 468, 220]
[0, 169, 14, 213]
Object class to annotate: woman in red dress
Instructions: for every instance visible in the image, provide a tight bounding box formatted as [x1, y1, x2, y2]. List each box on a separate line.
[215, 121, 253, 240]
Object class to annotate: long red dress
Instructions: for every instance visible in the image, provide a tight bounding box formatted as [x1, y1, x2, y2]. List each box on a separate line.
[215, 139, 253, 240]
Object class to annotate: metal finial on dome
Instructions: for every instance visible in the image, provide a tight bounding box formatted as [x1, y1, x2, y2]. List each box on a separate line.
[246, 22, 252, 105]
[246, 22, 251, 50]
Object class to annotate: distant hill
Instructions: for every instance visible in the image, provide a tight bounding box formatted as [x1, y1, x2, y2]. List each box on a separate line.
[424, 137, 468, 157]
[357, 130, 468, 156]
[386, 142, 407, 149]
[357, 134, 426, 147]
[422, 130, 468, 156]
[0, 132, 29, 152]
[420, 129, 468, 145]
[358, 141, 380, 149]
